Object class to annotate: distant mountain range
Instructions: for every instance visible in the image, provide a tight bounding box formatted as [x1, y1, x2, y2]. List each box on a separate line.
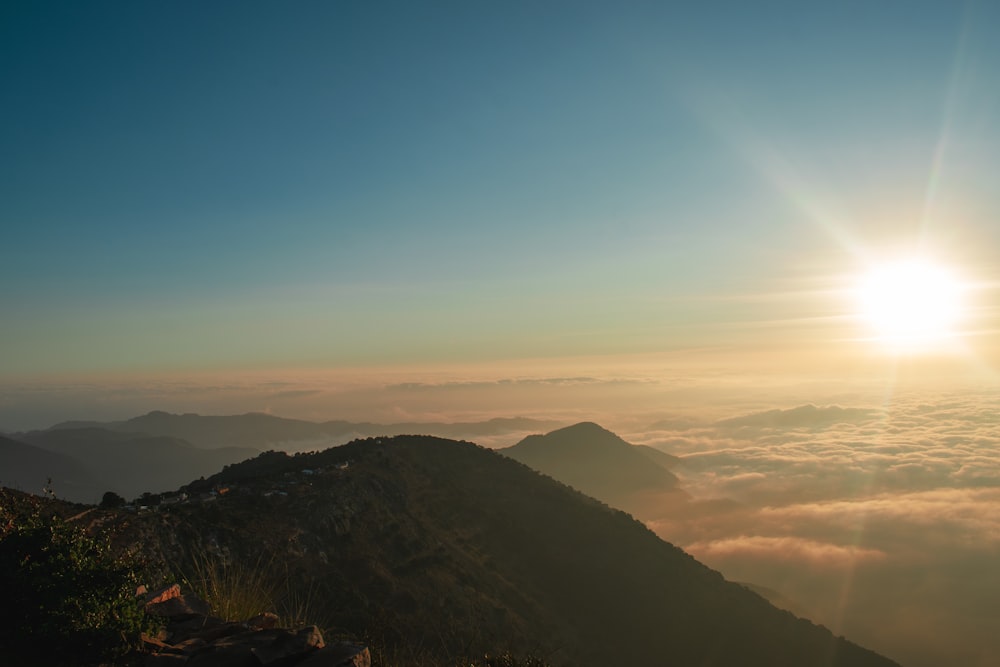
[104, 434, 899, 667]
[48, 410, 562, 448]
[1, 411, 563, 503]
[17, 428, 259, 503]
[715, 404, 879, 429]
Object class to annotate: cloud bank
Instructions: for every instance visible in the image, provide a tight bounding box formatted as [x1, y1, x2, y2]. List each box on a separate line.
[628, 390, 1000, 667]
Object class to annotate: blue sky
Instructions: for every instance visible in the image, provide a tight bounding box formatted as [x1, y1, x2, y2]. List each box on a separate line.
[3, 1, 999, 377]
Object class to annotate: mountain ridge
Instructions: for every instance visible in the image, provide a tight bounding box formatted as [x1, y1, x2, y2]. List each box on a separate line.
[19, 427, 259, 503]
[116, 435, 900, 667]
[45, 410, 562, 449]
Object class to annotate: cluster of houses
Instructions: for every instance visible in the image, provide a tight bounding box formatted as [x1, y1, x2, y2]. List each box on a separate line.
[125, 460, 352, 513]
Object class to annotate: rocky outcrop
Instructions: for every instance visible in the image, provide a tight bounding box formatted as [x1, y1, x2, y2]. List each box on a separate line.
[141, 585, 369, 667]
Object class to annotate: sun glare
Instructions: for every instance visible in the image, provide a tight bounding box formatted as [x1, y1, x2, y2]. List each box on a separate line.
[855, 258, 965, 352]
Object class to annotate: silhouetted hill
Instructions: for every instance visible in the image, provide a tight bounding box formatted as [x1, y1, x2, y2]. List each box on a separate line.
[21, 428, 258, 502]
[123, 436, 898, 667]
[49, 411, 560, 449]
[0, 435, 105, 501]
[503, 422, 683, 506]
[49, 411, 327, 448]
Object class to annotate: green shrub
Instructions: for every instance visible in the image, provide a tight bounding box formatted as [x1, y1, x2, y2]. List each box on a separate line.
[0, 507, 151, 665]
[100, 491, 126, 509]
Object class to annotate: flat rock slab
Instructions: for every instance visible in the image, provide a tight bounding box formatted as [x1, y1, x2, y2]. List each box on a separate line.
[141, 587, 365, 667]
[145, 654, 189, 666]
[145, 623, 335, 666]
[252, 626, 325, 665]
[146, 584, 183, 606]
[297, 643, 371, 667]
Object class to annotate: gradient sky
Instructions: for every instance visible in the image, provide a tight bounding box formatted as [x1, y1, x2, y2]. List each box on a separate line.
[6, 7, 1000, 661]
[3, 1, 1000, 405]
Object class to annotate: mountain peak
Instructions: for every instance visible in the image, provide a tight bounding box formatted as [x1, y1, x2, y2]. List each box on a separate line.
[552, 421, 615, 436]
[138, 410, 174, 418]
[503, 422, 680, 503]
[513, 421, 631, 451]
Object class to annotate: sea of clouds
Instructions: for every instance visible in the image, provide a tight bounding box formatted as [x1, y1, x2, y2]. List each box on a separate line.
[627, 390, 1000, 667]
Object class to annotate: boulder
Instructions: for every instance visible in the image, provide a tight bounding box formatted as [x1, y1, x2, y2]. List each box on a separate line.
[166, 615, 227, 643]
[297, 643, 371, 667]
[141, 586, 365, 667]
[251, 625, 325, 665]
[146, 583, 182, 606]
[245, 612, 279, 630]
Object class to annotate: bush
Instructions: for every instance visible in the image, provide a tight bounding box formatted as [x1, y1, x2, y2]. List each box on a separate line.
[100, 491, 126, 509]
[0, 506, 151, 664]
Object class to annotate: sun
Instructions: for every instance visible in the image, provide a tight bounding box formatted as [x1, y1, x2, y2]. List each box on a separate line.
[854, 258, 966, 352]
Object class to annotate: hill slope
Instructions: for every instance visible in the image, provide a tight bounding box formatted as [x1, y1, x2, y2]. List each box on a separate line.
[21, 428, 258, 502]
[0, 435, 105, 501]
[130, 436, 899, 667]
[503, 422, 683, 506]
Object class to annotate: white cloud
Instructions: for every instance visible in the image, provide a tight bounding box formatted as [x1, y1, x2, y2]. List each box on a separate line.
[628, 390, 1000, 667]
[685, 535, 886, 567]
